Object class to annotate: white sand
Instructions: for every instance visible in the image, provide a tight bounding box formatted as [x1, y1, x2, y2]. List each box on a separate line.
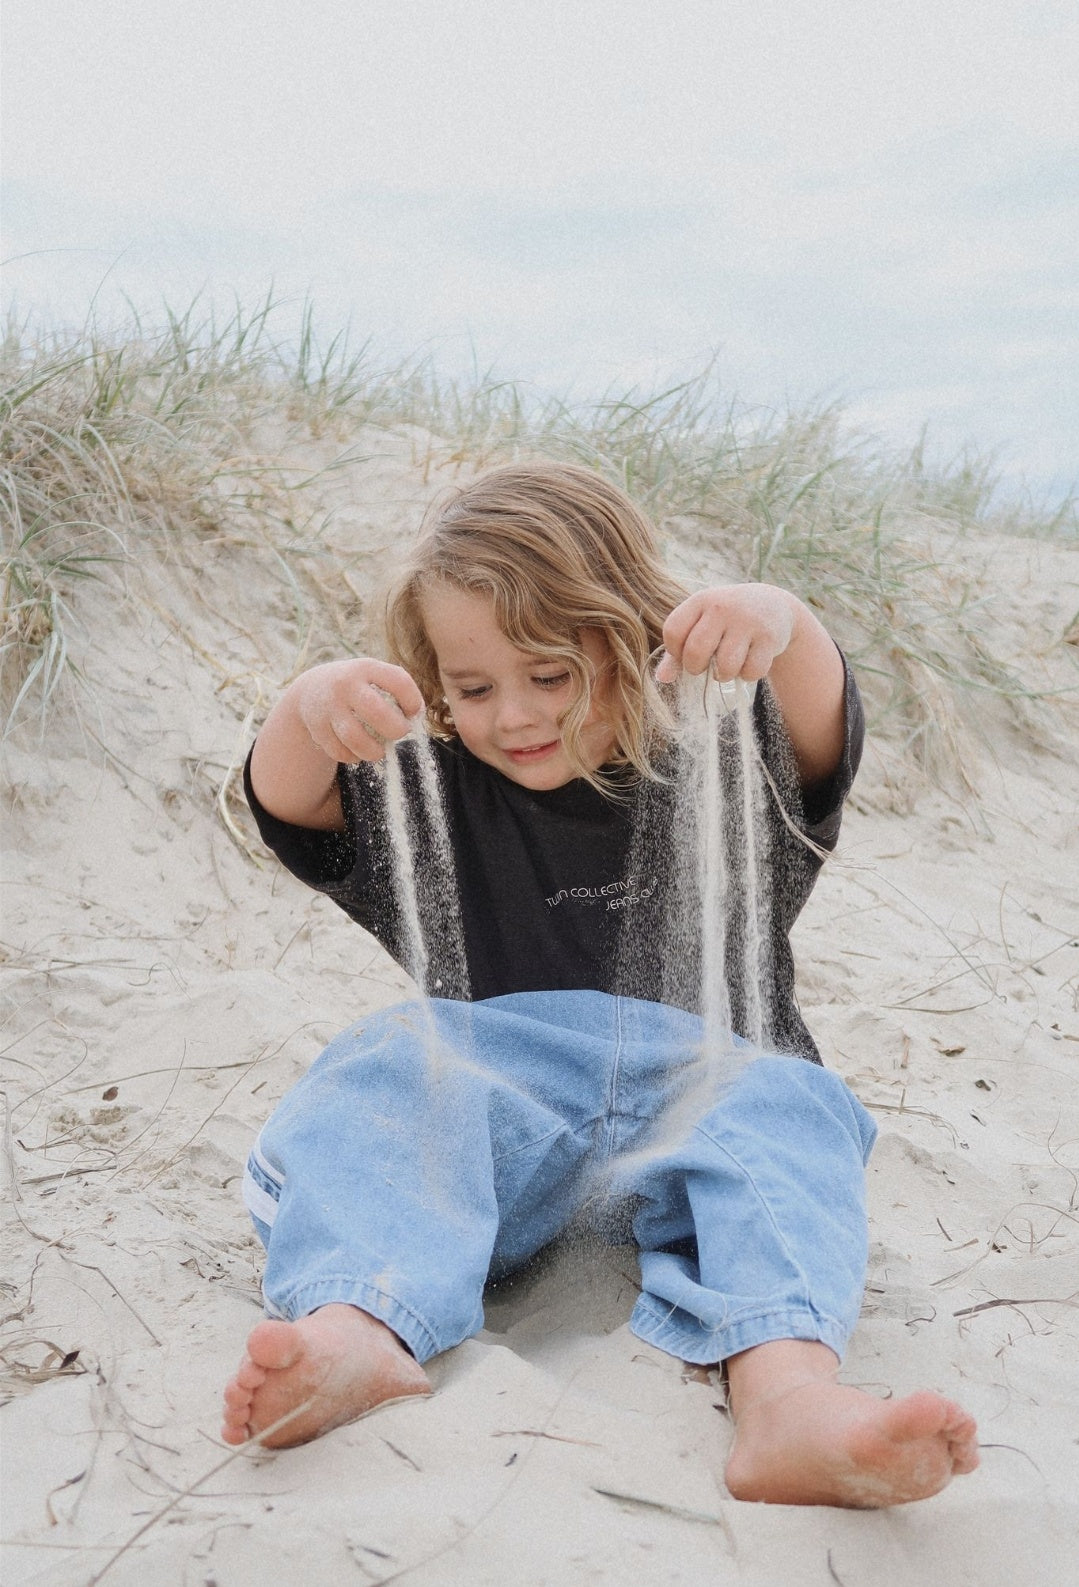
[3, 436, 1078, 1585]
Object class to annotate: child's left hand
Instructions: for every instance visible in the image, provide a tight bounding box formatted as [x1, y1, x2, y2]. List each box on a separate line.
[656, 582, 847, 787]
[656, 584, 797, 684]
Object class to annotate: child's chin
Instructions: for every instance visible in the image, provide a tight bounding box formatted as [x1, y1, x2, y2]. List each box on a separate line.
[505, 753, 574, 788]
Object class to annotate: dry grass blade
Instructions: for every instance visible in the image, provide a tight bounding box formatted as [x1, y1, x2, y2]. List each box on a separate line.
[0, 1335, 87, 1394]
[953, 1295, 1079, 1318]
[83, 1399, 318, 1587]
[592, 1485, 736, 1542]
[2, 299, 1075, 775]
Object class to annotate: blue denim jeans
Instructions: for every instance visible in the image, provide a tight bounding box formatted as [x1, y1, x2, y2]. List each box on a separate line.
[243, 992, 876, 1365]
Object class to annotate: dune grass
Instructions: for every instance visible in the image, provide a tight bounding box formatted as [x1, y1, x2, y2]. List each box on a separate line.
[2, 300, 1075, 769]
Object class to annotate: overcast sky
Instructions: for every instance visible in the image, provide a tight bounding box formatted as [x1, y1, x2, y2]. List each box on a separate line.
[4, 1, 1077, 502]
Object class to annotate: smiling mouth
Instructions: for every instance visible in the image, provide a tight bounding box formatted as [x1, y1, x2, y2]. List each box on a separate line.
[506, 741, 560, 761]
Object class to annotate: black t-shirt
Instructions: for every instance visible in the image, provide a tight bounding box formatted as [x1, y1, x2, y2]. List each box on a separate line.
[244, 664, 864, 1063]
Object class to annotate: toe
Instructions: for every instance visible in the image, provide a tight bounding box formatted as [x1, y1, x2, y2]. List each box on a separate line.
[952, 1439, 981, 1475]
[235, 1359, 268, 1391]
[224, 1381, 252, 1410]
[246, 1319, 304, 1372]
[941, 1404, 979, 1471]
[886, 1391, 953, 1445]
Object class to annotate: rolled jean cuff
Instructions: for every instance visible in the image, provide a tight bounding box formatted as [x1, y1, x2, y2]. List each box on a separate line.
[262, 1277, 474, 1365]
[629, 1293, 851, 1365]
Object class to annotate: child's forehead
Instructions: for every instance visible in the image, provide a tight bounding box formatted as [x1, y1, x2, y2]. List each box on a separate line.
[418, 583, 590, 670]
[423, 585, 532, 645]
[434, 635, 558, 675]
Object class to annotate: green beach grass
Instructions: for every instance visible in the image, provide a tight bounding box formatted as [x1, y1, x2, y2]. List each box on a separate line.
[3, 299, 1076, 769]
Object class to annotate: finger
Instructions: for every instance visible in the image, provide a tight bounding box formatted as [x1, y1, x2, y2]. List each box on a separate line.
[738, 635, 778, 682]
[345, 680, 421, 745]
[654, 651, 680, 684]
[311, 715, 388, 765]
[680, 614, 729, 677]
[661, 592, 708, 665]
[356, 659, 425, 720]
[711, 632, 752, 683]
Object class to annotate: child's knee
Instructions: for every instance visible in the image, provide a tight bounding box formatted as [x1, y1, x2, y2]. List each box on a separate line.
[726, 1053, 876, 1161]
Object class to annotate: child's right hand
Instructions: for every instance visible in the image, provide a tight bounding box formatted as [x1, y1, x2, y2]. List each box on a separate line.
[292, 659, 426, 765]
[249, 659, 426, 829]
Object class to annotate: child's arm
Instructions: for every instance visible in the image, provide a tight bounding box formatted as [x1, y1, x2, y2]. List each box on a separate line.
[249, 659, 425, 830]
[657, 584, 846, 787]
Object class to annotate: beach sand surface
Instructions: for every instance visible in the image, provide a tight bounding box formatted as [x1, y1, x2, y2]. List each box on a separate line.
[3, 434, 1077, 1585]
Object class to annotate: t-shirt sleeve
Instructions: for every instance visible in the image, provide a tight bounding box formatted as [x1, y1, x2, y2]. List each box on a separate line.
[800, 653, 865, 849]
[752, 649, 864, 855]
[242, 747, 359, 886]
[243, 747, 416, 973]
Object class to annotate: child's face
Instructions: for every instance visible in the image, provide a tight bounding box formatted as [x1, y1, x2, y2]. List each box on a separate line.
[420, 585, 616, 789]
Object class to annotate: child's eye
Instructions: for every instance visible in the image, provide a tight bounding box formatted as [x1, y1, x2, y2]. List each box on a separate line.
[458, 684, 490, 699]
[534, 672, 571, 689]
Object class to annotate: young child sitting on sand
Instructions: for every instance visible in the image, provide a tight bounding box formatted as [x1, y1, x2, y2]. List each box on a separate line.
[222, 461, 979, 1507]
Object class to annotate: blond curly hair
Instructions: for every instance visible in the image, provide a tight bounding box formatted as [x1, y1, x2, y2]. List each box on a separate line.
[384, 461, 687, 792]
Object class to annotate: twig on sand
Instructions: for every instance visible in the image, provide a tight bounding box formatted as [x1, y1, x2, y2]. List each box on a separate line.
[2, 1092, 72, 1249]
[380, 1436, 422, 1472]
[85, 1400, 316, 1586]
[861, 1099, 962, 1146]
[362, 1370, 588, 1585]
[69, 1060, 253, 1093]
[492, 1427, 603, 1448]
[104, 1040, 190, 1180]
[23, 1164, 131, 1187]
[136, 1049, 263, 1190]
[1, 1087, 21, 1203]
[0, 1336, 86, 1397]
[976, 1442, 1047, 1484]
[953, 1295, 1079, 1318]
[46, 1469, 88, 1525]
[63, 1260, 163, 1346]
[592, 1487, 736, 1550]
[827, 1550, 848, 1586]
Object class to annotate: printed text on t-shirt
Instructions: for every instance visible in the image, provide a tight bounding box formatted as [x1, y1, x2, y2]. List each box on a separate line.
[545, 876, 657, 911]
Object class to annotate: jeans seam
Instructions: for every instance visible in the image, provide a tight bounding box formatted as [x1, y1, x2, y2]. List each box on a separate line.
[274, 1276, 445, 1357]
[689, 1121, 814, 1316]
[491, 1117, 593, 1164]
[631, 1296, 850, 1362]
[603, 996, 626, 1160]
[639, 1293, 838, 1333]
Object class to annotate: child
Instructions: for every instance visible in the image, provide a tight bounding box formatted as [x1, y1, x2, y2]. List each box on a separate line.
[222, 462, 979, 1506]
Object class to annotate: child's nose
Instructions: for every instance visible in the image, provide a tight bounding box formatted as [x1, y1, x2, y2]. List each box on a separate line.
[494, 687, 538, 732]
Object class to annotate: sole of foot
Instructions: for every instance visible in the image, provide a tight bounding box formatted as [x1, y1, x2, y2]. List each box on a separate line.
[221, 1303, 431, 1449]
[725, 1383, 979, 1507]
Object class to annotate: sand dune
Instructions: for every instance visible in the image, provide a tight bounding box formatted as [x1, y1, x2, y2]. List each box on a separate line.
[3, 430, 1077, 1586]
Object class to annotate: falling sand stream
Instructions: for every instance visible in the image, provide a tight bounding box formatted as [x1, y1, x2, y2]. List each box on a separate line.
[674, 672, 773, 1063]
[382, 674, 775, 1159]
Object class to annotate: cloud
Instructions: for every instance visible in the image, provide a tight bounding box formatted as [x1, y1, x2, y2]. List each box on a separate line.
[4, 1, 1077, 497]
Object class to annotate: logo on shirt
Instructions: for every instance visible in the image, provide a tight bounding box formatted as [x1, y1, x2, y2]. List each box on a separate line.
[545, 876, 658, 911]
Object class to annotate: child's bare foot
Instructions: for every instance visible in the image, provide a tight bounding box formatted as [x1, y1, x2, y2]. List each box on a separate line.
[724, 1341, 979, 1507]
[221, 1302, 430, 1448]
